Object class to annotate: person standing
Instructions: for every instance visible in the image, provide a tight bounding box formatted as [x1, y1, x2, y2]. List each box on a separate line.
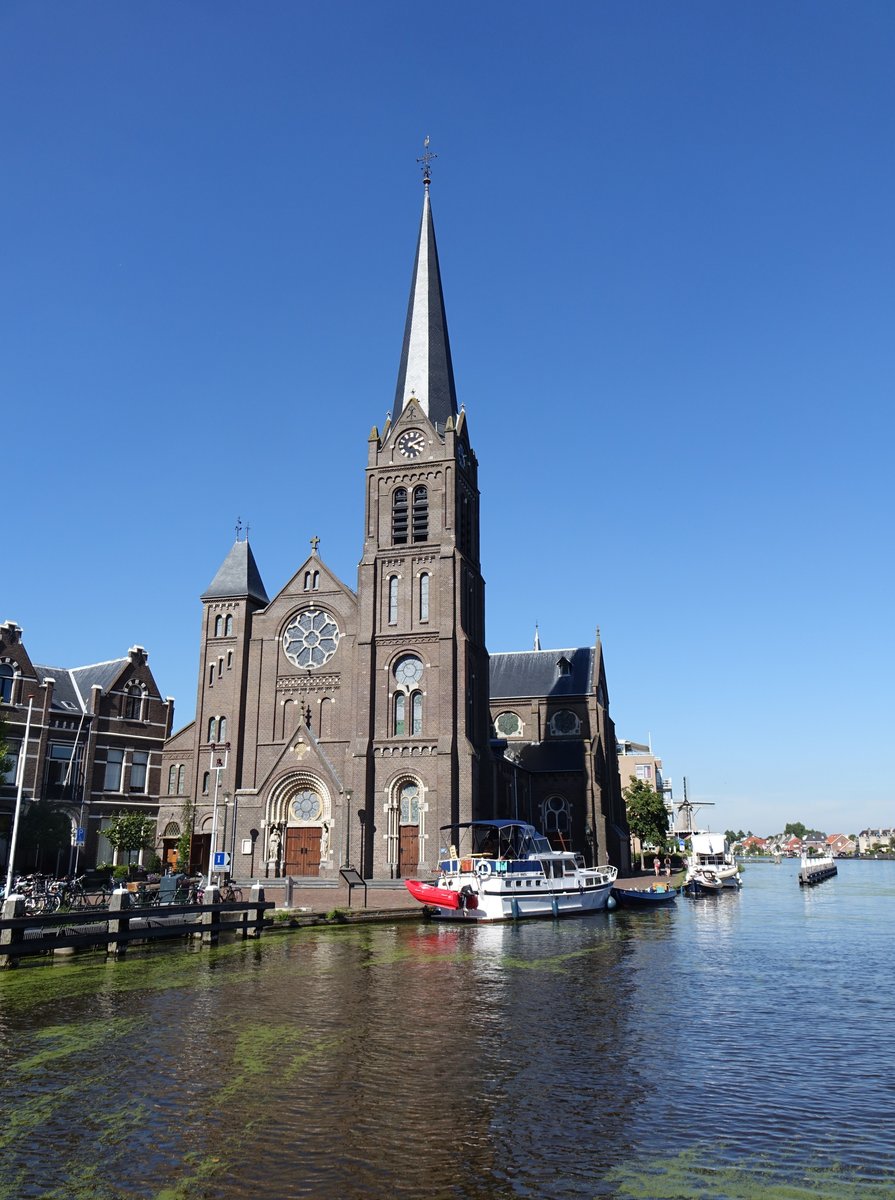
[654, 856, 661, 877]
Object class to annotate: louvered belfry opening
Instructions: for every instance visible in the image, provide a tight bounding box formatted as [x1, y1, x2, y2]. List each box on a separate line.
[393, 488, 409, 544]
[412, 485, 428, 542]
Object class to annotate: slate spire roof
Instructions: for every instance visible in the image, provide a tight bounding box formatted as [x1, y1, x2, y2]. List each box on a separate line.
[393, 178, 459, 432]
[202, 538, 269, 605]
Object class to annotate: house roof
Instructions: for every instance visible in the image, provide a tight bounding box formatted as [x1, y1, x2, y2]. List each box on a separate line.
[490, 647, 594, 700]
[33, 658, 130, 713]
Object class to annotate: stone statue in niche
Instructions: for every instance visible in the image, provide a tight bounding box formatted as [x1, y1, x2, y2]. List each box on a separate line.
[320, 822, 330, 861]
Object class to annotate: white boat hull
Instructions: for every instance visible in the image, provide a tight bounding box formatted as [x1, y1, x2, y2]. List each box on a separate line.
[427, 873, 616, 922]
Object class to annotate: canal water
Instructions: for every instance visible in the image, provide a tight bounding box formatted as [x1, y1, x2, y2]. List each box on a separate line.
[1, 859, 894, 1200]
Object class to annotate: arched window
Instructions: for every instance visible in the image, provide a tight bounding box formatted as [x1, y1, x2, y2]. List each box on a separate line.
[0, 663, 13, 703]
[542, 796, 572, 840]
[392, 488, 408, 544]
[388, 576, 398, 625]
[209, 664, 215, 686]
[304, 571, 311, 590]
[411, 691, 423, 735]
[412, 485, 428, 542]
[312, 571, 320, 590]
[163, 821, 181, 838]
[219, 716, 227, 742]
[167, 765, 177, 795]
[202, 771, 210, 795]
[218, 657, 224, 678]
[419, 573, 430, 622]
[214, 616, 223, 637]
[177, 764, 185, 794]
[227, 651, 233, 670]
[225, 615, 233, 636]
[207, 717, 217, 743]
[399, 780, 421, 825]
[394, 693, 406, 737]
[124, 684, 143, 720]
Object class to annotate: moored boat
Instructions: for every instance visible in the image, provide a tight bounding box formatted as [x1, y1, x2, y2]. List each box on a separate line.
[682, 869, 725, 896]
[611, 883, 677, 907]
[685, 832, 742, 891]
[404, 820, 617, 922]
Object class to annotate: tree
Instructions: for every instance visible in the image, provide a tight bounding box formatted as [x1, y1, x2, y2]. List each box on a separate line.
[103, 812, 157, 865]
[18, 803, 71, 872]
[623, 778, 669, 868]
[784, 821, 807, 839]
[0, 718, 12, 782]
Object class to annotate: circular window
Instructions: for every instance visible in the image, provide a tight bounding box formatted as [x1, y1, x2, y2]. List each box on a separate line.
[290, 789, 322, 822]
[283, 610, 341, 669]
[495, 711, 523, 738]
[394, 655, 423, 687]
[552, 709, 579, 736]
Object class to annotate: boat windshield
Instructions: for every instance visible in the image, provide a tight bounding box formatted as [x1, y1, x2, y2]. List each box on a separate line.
[443, 822, 549, 861]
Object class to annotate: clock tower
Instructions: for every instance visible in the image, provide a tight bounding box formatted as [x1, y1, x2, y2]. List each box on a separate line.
[353, 169, 492, 877]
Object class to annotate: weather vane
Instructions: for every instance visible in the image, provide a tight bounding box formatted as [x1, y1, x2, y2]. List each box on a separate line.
[417, 135, 437, 185]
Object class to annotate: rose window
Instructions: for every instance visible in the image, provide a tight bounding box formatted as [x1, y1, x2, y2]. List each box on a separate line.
[283, 610, 340, 669]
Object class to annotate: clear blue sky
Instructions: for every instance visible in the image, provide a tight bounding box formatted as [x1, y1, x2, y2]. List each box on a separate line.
[3, 2, 893, 837]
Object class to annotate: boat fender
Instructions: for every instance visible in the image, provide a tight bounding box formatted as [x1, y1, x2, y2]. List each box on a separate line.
[476, 860, 492, 877]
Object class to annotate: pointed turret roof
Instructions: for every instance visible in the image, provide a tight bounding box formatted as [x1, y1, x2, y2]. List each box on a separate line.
[393, 179, 458, 431]
[202, 538, 269, 605]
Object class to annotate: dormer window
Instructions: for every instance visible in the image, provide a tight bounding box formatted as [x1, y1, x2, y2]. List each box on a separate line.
[557, 656, 572, 677]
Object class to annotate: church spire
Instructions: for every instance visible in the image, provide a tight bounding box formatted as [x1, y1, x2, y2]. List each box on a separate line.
[201, 537, 269, 605]
[393, 140, 458, 432]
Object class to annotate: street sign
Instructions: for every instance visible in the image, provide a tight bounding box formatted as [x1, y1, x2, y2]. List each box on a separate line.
[213, 851, 230, 869]
[75, 827, 86, 847]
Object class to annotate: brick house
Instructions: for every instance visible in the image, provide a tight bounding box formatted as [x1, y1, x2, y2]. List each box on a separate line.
[0, 620, 172, 876]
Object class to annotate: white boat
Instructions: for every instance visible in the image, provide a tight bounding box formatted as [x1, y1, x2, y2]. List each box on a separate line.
[685, 832, 742, 891]
[405, 820, 617, 922]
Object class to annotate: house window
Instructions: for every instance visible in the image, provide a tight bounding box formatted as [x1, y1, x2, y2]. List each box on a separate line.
[130, 751, 149, 793]
[104, 748, 124, 792]
[45, 743, 73, 799]
[208, 717, 217, 743]
[0, 663, 14, 703]
[412, 486, 428, 542]
[1, 740, 19, 784]
[225, 615, 233, 635]
[388, 576, 398, 624]
[636, 764, 653, 781]
[124, 685, 144, 720]
[419, 573, 429, 622]
[392, 488, 409, 544]
[168, 765, 178, 795]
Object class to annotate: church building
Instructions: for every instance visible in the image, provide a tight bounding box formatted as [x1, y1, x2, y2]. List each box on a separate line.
[158, 166, 629, 883]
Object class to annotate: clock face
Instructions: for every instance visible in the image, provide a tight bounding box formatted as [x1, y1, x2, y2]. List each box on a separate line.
[397, 430, 425, 459]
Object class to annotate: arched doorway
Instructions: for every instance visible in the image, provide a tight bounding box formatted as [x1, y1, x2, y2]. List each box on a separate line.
[387, 777, 423, 878]
[267, 773, 332, 878]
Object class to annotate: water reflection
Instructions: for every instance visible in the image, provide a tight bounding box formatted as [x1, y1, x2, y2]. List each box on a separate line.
[2, 868, 895, 1198]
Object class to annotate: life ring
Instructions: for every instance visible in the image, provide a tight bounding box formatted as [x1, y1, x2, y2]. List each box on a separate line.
[476, 860, 492, 877]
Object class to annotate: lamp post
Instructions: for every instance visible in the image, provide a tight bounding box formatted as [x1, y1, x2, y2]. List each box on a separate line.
[4, 698, 33, 897]
[342, 788, 352, 867]
[208, 744, 229, 883]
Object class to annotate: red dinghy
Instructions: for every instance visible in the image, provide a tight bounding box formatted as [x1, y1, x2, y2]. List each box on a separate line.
[405, 880, 476, 909]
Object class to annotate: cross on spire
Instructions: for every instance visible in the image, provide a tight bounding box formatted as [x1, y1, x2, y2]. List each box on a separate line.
[310, 535, 320, 555]
[417, 135, 437, 186]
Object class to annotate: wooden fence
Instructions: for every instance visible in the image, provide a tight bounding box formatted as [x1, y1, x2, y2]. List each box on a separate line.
[0, 884, 274, 967]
